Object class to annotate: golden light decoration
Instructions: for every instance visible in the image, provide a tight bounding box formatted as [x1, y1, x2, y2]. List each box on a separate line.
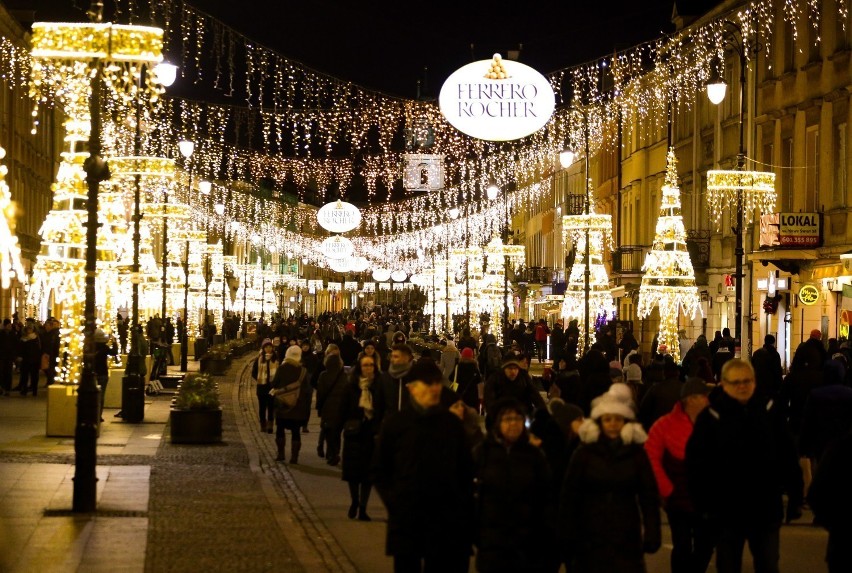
[0, 147, 26, 289]
[561, 208, 615, 356]
[637, 149, 702, 363]
[706, 169, 777, 229]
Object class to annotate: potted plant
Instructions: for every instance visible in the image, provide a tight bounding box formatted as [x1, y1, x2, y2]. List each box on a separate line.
[169, 372, 222, 444]
[200, 343, 231, 375]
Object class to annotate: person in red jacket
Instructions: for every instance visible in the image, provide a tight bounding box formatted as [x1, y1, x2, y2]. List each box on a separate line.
[534, 318, 550, 363]
[644, 377, 713, 573]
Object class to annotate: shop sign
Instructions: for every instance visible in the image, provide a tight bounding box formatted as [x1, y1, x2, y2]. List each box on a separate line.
[317, 200, 361, 233]
[320, 235, 354, 259]
[438, 53, 555, 141]
[759, 212, 822, 248]
[798, 284, 820, 306]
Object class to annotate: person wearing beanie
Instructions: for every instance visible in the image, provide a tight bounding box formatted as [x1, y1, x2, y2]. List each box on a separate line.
[473, 398, 558, 572]
[560, 385, 661, 572]
[269, 344, 310, 463]
[483, 352, 546, 429]
[357, 338, 383, 372]
[644, 377, 713, 573]
[454, 346, 483, 410]
[373, 357, 475, 572]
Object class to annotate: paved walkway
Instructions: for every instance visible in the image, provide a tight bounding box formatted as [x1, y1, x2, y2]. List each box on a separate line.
[0, 355, 831, 573]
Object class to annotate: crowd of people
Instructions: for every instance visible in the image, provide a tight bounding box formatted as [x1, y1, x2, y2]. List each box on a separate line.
[241, 306, 846, 573]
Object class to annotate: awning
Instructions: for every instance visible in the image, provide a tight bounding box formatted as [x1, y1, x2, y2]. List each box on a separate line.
[746, 249, 817, 262]
[810, 264, 847, 280]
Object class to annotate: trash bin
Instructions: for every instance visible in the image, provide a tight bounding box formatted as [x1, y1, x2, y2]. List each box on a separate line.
[194, 337, 208, 358]
[121, 354, 145, 423]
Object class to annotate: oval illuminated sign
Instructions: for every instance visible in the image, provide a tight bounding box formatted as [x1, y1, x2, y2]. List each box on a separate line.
[390, 270, 408, 282]
[798, 284, 820, 306]
[327, 257, 351, 273]
[438, 53, 555, 142]
[350, 256, 370, 272]
[320, 236, 354, 259]
[317, 200, 361, 233]
[372, 268, 391, 282]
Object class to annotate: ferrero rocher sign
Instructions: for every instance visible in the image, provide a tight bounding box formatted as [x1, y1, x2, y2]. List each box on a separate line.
[439, 53, 555, 141]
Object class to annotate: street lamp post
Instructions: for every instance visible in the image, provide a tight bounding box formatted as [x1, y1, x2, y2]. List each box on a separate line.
[178, 140, 194, 371]
[582, 110, 592, 355]
[706, 20, 753, 346]
[199, 180, 212, 339]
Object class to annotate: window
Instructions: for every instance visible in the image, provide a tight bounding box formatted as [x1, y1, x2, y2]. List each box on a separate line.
[783, 19, 796, 73]
[835, 123, 847, 206]
[805, 126, 820, 212]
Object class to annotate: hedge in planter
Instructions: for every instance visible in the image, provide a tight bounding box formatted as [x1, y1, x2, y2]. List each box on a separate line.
[170, 372, 222, 444]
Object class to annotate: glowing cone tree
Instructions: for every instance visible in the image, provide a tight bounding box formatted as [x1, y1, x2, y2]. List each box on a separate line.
[637, 148, 701, 363]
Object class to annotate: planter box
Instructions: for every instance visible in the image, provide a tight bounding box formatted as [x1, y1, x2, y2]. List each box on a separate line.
[169, 408, 223, 444]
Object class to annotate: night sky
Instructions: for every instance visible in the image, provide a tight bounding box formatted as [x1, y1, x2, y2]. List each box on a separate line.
[12, 0, 705, 99]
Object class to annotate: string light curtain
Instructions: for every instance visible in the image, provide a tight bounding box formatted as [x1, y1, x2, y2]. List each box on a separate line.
[637, 149, 702, 363]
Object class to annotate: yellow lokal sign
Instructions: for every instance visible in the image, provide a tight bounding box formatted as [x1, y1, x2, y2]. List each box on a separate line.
[798, 284, 820, 306]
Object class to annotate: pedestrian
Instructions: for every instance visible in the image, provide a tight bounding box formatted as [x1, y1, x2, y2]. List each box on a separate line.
[94, 329, 118, 421]
[751, 334, 784, 401]
[270, 345, 311, 463]
[686, 359, 803, 573]
[373, 358, 475, 573]
[454, 347, 482, 410]
[483, 352, 546, 429]
[316, 350, 347, 465]
[808, 427, 852, 573]
[0, 319, 15, 395]
[644, 377, 714, 573]
[357, 338, 383, 371]
[251, 339, 278, 434]
[638, 357, 683, 431]
[15, 325, 41, 396]
[381, 343, 415, 414]
[439, 338, 460, 382]
[473, 398, 558, 573]
[534, 318, 550, 363]
[559, 385, 662, 572]
[40, 317, 60, 387]
[340, 353, 385, 521]
[299, 339, 317, 433]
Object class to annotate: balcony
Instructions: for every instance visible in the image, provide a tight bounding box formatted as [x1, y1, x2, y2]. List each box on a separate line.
[611, 245, 647, 276]
[687, 230, 711, 271]
[516, 266, 556, 285]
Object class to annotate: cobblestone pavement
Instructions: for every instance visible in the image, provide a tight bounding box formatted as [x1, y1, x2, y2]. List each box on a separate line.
[143, 356, 356, 572]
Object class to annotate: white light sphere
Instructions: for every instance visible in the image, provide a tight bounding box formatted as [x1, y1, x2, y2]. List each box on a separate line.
[153, 62, 178, 87]
[390, 270, 408, 282]
[372, 268, 391, 282]
[178, 140, 195, 158]
[706, 81, 727, 105]
[486, 183, 500, 200]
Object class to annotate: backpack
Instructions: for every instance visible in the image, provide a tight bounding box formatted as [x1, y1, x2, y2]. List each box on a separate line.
[485, 343, 502, 371]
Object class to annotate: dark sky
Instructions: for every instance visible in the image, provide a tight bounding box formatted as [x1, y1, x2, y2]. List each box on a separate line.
[12, 0, 710, 99]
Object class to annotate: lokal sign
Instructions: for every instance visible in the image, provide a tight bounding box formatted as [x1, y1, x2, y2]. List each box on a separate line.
[759, 212, 822, 248]
[798, 284, 820, 306]
[317, 200, 361, 233]
[438, 53, 555, 141]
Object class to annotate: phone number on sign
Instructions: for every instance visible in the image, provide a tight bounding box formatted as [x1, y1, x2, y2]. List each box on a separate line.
[779, 236, 819, 245]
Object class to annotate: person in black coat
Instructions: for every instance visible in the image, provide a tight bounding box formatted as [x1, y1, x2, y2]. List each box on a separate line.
[316, 352, 348, 465]
[454, 347, 482, 410]
[750, 334, 784, 401]
[483, 354, 546, 429]
[339, 353, 385, 521]
[474, 398, 557, 573]
[686, 359, 803, 573]
[559, 386, 661, 572]
[637, 359, 683, 431]
[0, 319, 15, 394]
[15, 325, 42, 396]
[338, 332, 363, 367]
[372, 358, 475, 573]
[808, 427, 852, 572]
[270, 345, 311, 463]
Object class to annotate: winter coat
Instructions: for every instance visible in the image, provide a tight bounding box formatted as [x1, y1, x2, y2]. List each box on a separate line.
[483, 369, 546, 425]
[685, 390, 803, 524]
[17, 332, 41, 367]
[339, 375, 384, 483]
[473, 436, 557, 573]
[381, 362, 414, 414]
[798, 383, 852, 459]
[644, 401, 695, 512]
[251, 353, 279, 396]
[439, 343, 460, 381]
[808, 428, 852, 562]
[339, 334, 362, 366]
[751, 344, 784, 400]
[637, 377, 683, 431]
[560, 419, 661, 573]
[271, 360, 311, 422]
[454, 360, 482, 409]
[372, 405, 475, 557]
[316, 354, 348, 428]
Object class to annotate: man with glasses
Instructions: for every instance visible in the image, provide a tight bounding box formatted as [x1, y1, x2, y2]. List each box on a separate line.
[686, 359, 803, 573]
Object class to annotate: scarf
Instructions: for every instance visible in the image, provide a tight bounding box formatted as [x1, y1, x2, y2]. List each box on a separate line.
[388, 362, 411, 379]
[358, 377, 374, 420]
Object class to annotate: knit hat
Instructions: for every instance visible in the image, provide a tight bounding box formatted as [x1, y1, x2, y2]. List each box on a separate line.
[407, 358, 443, 385]
[261, 338, 273, 347]
[549, 399, 584, 430]
[625, 363, 643, 382]
[590, 383, 636, 420]
[502, 352, 524, 369]
[460, 347, 474, 360]
[284, 345, 302, 362]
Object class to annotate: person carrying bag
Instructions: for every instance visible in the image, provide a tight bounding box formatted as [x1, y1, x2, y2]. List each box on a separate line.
[270, 346, 310, 463]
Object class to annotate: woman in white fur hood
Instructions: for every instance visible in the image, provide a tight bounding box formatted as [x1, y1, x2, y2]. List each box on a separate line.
[559, 383, 662, 573]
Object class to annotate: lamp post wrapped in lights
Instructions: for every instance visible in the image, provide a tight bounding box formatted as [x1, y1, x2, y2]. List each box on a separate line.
[705, 20, 776, 349]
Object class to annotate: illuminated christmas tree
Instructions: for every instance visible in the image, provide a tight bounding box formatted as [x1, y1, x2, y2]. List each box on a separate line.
[637, 148, 701, 363]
